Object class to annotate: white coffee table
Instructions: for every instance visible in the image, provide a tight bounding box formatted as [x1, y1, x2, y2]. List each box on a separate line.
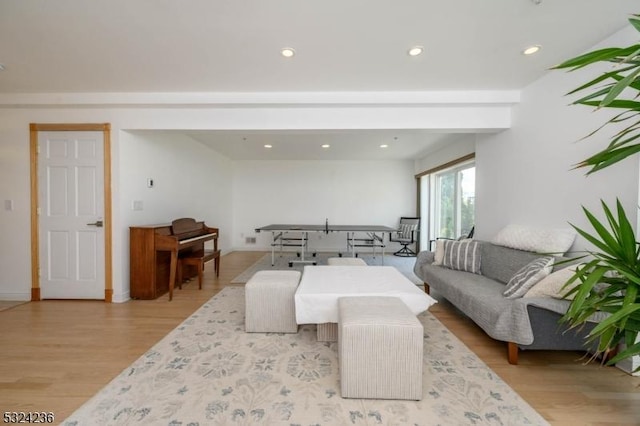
[294, 265, 437, 340]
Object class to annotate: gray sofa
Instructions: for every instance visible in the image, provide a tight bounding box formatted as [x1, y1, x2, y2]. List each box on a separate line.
[413, 240, 598, 364]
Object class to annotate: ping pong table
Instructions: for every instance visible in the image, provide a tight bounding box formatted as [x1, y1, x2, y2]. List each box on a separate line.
[255, 223, 398, 266]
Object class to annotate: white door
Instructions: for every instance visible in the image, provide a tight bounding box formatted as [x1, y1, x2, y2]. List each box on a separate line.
[38, 131, 105, 299]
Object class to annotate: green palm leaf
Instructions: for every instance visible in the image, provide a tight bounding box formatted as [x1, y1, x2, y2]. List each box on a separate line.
[601, 67, 640, 107]
[553, 46, 640, 70]
[566, 66, 638, 95]
[581, 143, 640, 174]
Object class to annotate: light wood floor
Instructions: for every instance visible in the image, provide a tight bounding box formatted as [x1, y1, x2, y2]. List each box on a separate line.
[1, 251, 638, 425]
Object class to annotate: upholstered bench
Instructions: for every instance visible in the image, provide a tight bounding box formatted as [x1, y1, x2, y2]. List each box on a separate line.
[338, 296, 423, 400]
[245, 270, 301, 333]
[327, 257, 367, 266]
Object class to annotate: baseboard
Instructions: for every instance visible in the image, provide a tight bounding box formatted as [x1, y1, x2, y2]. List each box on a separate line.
[0, 290, 132, 303]
[0, 292, 31, 301]
[111, 291, 130, 303]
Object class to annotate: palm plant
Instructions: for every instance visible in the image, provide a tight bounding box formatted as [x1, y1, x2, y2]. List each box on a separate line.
[563, 200, 640, 367]
[552, 14, 640, 370]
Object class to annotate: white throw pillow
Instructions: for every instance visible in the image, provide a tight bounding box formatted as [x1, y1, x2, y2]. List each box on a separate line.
[433, 239, 445, 265]
[492, 224, 576, 255]
[524, 264, 582, 300]
[503, 256, 554, 299]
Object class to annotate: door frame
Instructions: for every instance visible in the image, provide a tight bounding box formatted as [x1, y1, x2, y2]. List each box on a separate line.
[30, 123, 113, 302]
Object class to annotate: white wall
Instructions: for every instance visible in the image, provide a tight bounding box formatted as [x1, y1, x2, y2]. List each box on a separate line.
[413, 135, 476, 174]
[232, 160, 416, 252]
[0, 112, 32, 300]
[475, 26, 639, 250]
[117, 131, 233, 301]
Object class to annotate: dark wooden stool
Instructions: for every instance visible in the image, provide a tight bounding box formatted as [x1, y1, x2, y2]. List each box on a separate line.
[177, 249, 221, 290]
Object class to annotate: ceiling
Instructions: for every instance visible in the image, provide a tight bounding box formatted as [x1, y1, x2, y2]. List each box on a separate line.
[1, 0, 636, 160]
[182, 130, 472, 161]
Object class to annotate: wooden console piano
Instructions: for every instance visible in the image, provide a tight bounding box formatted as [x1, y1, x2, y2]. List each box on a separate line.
[130, 218, 220, 300]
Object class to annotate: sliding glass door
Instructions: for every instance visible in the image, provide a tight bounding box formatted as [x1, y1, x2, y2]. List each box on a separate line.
[437, 166, 475, 239]
[435, 172, 456, 239]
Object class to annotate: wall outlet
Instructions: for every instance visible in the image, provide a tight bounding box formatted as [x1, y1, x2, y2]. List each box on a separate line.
[245, 237, 256, 244]
[4, 199, 13, 211]
[132, 200, 143, 211]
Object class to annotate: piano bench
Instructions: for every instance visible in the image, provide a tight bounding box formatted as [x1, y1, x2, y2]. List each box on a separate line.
[177, 249, 221, 290]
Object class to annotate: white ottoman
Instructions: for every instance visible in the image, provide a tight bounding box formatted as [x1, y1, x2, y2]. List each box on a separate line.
[327, 257, 367, 266]
[338, 296, 423, 400]
[245, 270, 301, 333]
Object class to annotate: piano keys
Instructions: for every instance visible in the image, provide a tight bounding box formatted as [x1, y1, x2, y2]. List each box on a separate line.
[130, 218, 219, 300]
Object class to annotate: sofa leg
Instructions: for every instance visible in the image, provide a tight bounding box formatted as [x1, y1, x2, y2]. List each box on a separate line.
[423, 283, 430, 294]
[601, 346, 618, 365]
[507, 342, 519, 365]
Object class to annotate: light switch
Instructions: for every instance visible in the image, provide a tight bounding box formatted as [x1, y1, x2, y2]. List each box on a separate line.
[132, 200, 143, 211]
[4, 200, 13, 211]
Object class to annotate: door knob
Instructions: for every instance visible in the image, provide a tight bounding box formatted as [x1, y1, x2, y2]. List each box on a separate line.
[87, 220, 104, 227]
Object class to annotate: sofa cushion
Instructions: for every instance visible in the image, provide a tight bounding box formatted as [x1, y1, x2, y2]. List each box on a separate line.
[503, 256, 554, 299]
[480, 242, 544, 283]
[442, 240, 481, 274]
[524, 265, 581, 300]
[418, 263, 533, 344]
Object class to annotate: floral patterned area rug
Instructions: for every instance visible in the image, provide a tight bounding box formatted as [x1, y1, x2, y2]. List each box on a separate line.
[62, 287, 549, 426]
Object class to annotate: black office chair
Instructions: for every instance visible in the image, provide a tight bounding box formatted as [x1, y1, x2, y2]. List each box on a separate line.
[389, 217, 420, 257]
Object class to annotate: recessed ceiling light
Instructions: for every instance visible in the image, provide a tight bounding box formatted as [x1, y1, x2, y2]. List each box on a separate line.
[0, 64, 5, 71]
[321, 144, 330, 149]
[264, 144, 273, 149]
[281, 48, 296, 58]
[408, 46, 424, 57]
[523, 45, 541, 55]
[380, 144, 388, 148]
